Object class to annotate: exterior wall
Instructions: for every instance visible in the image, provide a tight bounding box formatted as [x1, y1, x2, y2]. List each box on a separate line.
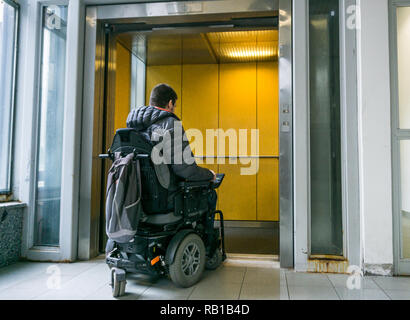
[4, 0, 397, 273]
[0, 203, 26, 268]
[357, 0, 394, 275]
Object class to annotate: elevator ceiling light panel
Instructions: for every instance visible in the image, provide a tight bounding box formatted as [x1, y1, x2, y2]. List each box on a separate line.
[206, 30, 278, 63]
[118, 29, 278, 65]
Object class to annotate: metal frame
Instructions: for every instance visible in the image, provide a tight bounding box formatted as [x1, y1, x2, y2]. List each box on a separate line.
[340, 0, 361, 268]
[293, 0, 360, 271]
[292, 0, 309, 271]
[27, 2, 62, 259]
[21, 0, 84, 262]
[279, 0, 294, 268]
[79, 5, 105, 259]
[306, 0, 355, 261]
[79, 0, 294, 262]
[389, 0, 410, 276]
[0, 0, 20, 196]
[95, 0, 279, 21]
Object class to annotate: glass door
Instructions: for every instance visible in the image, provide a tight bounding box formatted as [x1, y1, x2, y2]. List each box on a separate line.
[391, 3, 410, 275]
[308, 0, 344, 257]
[34, 5, 68, 247]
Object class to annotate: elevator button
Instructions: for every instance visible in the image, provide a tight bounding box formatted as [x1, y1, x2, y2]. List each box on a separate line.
[281, 121, 291, 133]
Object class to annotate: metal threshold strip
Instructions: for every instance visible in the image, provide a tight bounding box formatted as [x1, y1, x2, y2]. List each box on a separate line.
[224, 254, 280, 269]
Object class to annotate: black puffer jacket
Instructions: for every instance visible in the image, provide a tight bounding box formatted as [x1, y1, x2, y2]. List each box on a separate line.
[127, 106, 213, 182]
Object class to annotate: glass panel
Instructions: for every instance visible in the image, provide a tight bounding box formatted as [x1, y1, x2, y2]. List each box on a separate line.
[34, 6, 68, 246]
[400, 141, 410, 259]
[309, 0, 343, 256]
[0, 1, 17, 193]
[397, 7, 410, 129]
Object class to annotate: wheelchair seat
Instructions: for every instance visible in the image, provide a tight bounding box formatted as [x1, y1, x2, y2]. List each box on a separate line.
[144, 211, 183, 226]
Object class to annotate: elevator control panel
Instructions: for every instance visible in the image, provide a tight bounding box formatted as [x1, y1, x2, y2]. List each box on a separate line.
[281, 104, 292, 133]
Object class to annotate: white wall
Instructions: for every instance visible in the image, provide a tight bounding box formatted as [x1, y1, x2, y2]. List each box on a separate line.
[293, 0, 309, 272]
[357, 0, 394, 273]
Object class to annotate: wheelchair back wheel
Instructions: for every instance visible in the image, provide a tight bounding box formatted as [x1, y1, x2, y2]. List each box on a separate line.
[169, 233, 205, 288]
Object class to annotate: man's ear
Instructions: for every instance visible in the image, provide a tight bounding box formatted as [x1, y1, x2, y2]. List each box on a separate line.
[167, 100, 173, 110]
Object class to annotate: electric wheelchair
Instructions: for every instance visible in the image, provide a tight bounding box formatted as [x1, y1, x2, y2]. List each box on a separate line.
[100, 128, 226, 297]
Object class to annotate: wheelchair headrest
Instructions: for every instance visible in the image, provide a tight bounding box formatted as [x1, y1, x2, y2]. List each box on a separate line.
[110, 128, 152, 155]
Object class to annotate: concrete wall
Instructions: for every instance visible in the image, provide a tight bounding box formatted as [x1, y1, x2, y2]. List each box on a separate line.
[357, 0, 394, 275]
[0, 203, 26, 268]
[5, 0, 397, 271]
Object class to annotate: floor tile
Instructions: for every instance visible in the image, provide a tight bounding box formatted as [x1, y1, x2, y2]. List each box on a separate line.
[0, 262, 53, 290]
[239, 282, 281, 300]
[198, 267, 245, 286]
[47, 262, 98, 276]
[126, 274, 161, 290]
[327, 274, 378, 289]
[286, 272, 333, 288]
[0, 287, 49, 300]
[189, 281, 242, 300]
[280, 286, 289, 300]
[335, 287, 390, 300]
[384, 289, 410, 300]
[34, 263, 110, 300]
[280, 269, 287, 281]
[85, 275, 152, 300]
[288, 286, 340, 300]
[140, 285, 194, 300]
[372, 276, 410, 291]
[243, 268, 280, 285]
[83, 283, 120, 300]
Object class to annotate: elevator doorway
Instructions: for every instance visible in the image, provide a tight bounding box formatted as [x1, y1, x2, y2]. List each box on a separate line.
[107, 27, 280, 256]
[80, 0, 293, 266]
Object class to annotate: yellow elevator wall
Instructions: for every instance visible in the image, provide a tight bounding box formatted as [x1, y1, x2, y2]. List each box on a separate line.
[182, 64, 219, 158]
[114, 42, 131, 133]
[145, 65, 183, 119]
[145, 62, 279, 221]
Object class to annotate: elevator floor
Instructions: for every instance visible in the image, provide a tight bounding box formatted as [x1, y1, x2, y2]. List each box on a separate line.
[223, 222, 279, 255]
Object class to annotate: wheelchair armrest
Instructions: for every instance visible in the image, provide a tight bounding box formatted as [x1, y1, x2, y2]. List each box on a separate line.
[179, 180, 212, 190]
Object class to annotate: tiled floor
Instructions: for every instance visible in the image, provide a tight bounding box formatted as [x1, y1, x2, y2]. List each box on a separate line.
[281, 270, 410, 300]
[0, 256, 282, 300]
[1, 256, 410, 300]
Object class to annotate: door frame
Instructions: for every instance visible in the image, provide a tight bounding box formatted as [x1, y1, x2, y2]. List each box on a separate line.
[20, 0, 84, 262]
[292, 0, 361, 272]
[79, 0, 295, 266]
[389, 0, 410, 276]
[279, 0, 294, 268]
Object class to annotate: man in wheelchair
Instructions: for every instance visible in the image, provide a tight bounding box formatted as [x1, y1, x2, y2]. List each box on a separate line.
[102, 84, 226, 297]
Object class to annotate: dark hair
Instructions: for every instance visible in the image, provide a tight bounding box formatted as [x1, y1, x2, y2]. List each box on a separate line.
[149, 83, 178, 108]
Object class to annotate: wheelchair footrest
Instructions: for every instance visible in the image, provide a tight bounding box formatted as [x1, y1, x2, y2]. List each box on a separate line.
[106, 256, 135, 270]
[106, 255, 162, 276]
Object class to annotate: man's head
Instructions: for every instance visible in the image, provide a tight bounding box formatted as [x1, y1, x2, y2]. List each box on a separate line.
[149, 83, 178, 113]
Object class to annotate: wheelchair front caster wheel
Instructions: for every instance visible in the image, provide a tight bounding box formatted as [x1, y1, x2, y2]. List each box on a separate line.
[169, 233, 206, 288]
[111, 268, 126, 297]
[206, 248, 223, 270]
